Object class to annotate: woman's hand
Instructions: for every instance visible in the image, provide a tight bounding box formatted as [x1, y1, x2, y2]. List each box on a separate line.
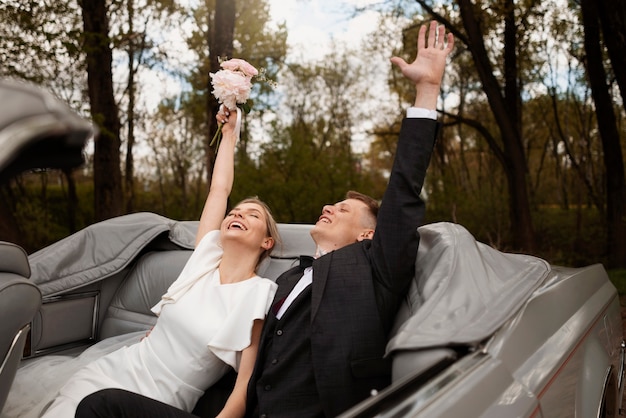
[216, 106, 239, 142]
[140, 326, 153, 341]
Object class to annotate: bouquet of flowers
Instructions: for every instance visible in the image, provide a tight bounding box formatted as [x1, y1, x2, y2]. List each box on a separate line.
[209, 58, 261, 148]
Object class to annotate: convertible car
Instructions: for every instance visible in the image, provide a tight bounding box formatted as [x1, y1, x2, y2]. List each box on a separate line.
[0, 80, 624, 418]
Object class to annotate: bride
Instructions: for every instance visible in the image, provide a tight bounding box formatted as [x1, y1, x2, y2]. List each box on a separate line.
[6, 107, 281, 418]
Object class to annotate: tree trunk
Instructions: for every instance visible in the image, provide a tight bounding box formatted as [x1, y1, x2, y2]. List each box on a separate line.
[457, 0, 535, 252]
[125, 0, 137, 213]
[62, 168, 79, 233]
[597, 0, 626, 108]
[581, 0, 626, 268]
[79, 0, 123, 221]
[206, 0, 236, 184]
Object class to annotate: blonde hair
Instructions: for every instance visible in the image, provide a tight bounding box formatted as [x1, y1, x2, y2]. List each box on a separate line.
[235, 197, 282, 268]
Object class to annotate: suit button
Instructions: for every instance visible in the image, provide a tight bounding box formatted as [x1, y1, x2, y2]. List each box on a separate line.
[264, 384, 272, 391]
[271, 358, 278, 364]
[260, 415, 268, 418]
[276, 329, 283, 336]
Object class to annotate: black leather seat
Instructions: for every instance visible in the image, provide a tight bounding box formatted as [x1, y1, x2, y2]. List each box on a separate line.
[0, 241, 41, 413]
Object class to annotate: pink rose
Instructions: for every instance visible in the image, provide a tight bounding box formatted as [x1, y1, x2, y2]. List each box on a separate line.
[210, 69, 253, 110]
[208, 57, 274, 149]
[220, 58, 258, 78]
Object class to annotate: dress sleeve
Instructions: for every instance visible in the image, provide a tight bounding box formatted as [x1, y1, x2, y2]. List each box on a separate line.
[206, 278, 278, 371]
[151, 230, 222, 316]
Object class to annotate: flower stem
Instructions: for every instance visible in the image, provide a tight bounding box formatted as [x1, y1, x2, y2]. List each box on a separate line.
[210, 124, 223, 149]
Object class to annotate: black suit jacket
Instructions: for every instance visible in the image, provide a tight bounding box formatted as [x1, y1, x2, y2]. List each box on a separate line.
[247, 117, 439, 417]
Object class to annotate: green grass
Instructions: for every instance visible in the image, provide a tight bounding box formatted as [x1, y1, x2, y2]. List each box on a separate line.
[608, 269, 626, 296]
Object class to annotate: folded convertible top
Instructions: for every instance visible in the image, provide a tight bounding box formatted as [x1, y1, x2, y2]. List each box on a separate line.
[388, 222, 550, 351]
[29, 212, 197, 297]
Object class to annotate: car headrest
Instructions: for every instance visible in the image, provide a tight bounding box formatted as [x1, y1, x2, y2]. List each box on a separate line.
[0, 241, 30, 278]
[273, 224, 316, 258]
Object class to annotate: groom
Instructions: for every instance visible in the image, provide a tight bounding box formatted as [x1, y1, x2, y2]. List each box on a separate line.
[76, 21, 454, 418]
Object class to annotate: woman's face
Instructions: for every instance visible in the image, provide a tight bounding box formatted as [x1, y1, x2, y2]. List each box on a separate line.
[220, 202, 274, 252]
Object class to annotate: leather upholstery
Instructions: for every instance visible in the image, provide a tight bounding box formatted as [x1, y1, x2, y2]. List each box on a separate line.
[0, 242, 41, 413]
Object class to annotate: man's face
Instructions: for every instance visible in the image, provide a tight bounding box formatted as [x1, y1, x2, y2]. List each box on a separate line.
[310, 198, 373, 252]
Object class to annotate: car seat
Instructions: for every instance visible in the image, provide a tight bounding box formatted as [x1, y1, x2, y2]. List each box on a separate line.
[0, 241, 42, 413]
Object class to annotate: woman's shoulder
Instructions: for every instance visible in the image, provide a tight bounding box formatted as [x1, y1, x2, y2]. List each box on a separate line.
[251, 275, 278, 288]
[247, 276, 278, 297]
[195, 229, 221, 249]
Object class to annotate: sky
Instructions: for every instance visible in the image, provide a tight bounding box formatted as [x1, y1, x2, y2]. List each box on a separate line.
[267, 0, 384, 62]
[259, 0, 397, 153]
[139, 0, 384, 111]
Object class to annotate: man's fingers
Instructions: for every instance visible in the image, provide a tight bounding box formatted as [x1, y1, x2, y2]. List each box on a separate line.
[446, 33, 455, 52]
[418, 23, 427, 50]
[437, 25, 446, 49]
[427, 20, 437, 48]
[389, 56, 407, 70]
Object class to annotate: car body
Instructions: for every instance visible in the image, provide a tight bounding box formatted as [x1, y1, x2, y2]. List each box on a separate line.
[0, 80, 624, 418]
[0, 79, 93, 184]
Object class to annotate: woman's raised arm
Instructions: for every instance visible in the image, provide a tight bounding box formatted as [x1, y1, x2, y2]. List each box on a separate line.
[195, 107, 239, 246]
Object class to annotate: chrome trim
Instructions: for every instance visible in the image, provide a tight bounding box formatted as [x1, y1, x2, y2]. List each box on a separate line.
[340, 352, 488, 418]
[0, 324, 30, 375]
[618, 340, 626, 410]
[382, 353, 488, 418]
[42, 290, 100, 304]
[33, 340, 94, 357]
[597, 365, 613, 418]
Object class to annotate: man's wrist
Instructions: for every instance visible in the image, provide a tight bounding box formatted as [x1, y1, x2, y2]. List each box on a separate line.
[406, 107, 437, 120]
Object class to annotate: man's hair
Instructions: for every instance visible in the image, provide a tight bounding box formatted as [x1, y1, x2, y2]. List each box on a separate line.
[346, 190, 379, 229]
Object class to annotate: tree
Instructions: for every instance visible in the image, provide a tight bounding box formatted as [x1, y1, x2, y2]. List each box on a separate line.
[0, 1, 87, 241]
[143, 97, 207, 219]
[113, 0, 179, 213]
[579, 0, 626, 268]
[0, 1, 85, 97]
[79, 0, 123, 221]
[206, 0, 236, 183]
[417, 0, 537, 251]
[391, 0, 622, 263]
[178, 0, 287, 198]
[233, 49, 382, 222]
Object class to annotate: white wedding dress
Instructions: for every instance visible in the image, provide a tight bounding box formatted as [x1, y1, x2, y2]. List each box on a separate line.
[3, 230, 277, 418]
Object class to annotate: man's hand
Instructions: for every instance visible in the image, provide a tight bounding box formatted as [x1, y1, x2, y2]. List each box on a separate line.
[390, 20, 454, 109]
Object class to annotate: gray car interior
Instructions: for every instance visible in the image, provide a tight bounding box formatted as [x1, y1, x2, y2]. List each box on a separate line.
[0, 242, 42, 413]
[0, 208, 555, 415]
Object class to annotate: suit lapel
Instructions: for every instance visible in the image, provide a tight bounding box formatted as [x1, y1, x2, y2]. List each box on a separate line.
[281, 265, 307, 293]
[311, 253, 331, 322]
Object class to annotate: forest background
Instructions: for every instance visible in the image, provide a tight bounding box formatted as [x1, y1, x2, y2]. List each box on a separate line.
[0, 0, 625, 283]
